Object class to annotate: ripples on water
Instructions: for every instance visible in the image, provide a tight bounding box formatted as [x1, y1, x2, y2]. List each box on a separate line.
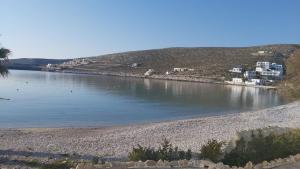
[0, 70, 288, 128]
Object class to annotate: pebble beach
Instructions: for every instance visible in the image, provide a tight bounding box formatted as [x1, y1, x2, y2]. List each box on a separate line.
[1, 101, 300, 160]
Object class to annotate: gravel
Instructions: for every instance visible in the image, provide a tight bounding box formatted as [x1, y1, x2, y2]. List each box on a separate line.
[0, 101, 300, 159]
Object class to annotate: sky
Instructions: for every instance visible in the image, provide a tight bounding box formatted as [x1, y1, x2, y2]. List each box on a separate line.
[1, 0, 300, 59]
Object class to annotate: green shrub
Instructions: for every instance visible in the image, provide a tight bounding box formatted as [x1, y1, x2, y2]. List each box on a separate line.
[223, 129, 300, 167]
[128, 138, 192, 161]
[128, 144, 158, 161]
[200, 139, 224, 162]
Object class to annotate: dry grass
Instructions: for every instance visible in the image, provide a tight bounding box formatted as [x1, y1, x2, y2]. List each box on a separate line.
[74, 44, 298, 80]
[280, 49, 300, 99]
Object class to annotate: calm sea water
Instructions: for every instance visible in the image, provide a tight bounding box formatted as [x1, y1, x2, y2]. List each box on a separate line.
[0, 70, 288, 128]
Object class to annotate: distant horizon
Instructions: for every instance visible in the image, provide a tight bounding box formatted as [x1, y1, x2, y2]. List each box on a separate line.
[1, 0, 300, 59]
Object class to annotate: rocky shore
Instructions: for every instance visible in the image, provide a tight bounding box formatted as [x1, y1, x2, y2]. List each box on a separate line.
[1, 102, 300, 161]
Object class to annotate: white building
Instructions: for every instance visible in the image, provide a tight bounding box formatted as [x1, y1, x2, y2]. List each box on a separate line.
[173, 67, 195, 72]
[256, 61, 271, 70]
[229, 67, 243, 73]
[255, 67, 264, 73]
[244, 71, 256, 79]
[260, 70, 282, 77]
[144, 69, 155, 76]
[255, 61, 284, 77]
[46, 64, 52, 69]
[257, 51, 266, 54]
[231, 78, 244, 84]
[245, 79, 264, 86]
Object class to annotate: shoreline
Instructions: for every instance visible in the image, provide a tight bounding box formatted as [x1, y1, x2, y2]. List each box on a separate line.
[42, 69, 278, 89]
[1, 101, 299, 159]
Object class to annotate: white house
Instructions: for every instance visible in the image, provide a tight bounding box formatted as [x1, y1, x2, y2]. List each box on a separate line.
[227, 78, 244, 84]
[256, 61, 271, 70]
[260, 70, 282, 77]
[229, 67, 243, 73]
[46, 64, 52, 69]
[144, 69, 155, 76]
[255, 67, 264, 72]
[257, 51, 266, 54]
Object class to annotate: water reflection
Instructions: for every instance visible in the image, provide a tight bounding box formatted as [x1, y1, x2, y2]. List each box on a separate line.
[0, 70, 288, 127]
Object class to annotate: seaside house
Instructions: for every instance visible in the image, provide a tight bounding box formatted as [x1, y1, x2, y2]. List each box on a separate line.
[46, 64, 52, 69]
[244, 71, 256, 79]
[256, 61, 271, 70]
[260, 70, 282, 77]
[245, 78, 265, 85]
[255, 61, 284, 78]
[232, 78, 243, 84]
[229, 66, 243, 73]
[225, 77, 244, 85]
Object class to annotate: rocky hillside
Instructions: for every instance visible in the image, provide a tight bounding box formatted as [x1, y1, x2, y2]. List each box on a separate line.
[72, 44, 299, 80]
[281, 49, 300, 99]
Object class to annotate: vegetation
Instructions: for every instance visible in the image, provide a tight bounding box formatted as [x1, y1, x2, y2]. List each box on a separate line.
[223, 128, 300, 167]
[0, 47, 10, 76]
[128, 138, 192, 161]
[281, 49, 300, 99]
[73, 44, 296, 79]
[24, 159, 74, 169]
[128, 128, 300, 167]
[200, 139, 224, 162]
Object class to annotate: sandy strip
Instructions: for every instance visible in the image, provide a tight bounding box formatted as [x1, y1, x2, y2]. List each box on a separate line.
[0, 102, 300, 159]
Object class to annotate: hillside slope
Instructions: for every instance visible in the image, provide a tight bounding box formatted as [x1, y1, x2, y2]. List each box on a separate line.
[8, 58, 70, 70]
[71, 44, 299, 80]
[281, 49, 300, 99]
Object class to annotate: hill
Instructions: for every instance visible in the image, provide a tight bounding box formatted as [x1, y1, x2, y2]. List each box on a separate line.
[280, 49, 300, 99]
[69, 44, 299, 81]
[8, 58, 70, 70]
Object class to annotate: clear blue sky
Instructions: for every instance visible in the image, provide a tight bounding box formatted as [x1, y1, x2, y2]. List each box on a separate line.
[1, 0, 300, 59]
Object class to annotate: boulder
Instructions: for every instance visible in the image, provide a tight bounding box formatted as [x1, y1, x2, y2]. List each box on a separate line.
[294, 154, 300, 161]
[144, 160, 156, 167]
[200, 160, 216, 168]
[188, 160, 200, 168]
[178, 159, 189, 168]
[169, 160, 179, 168]
[215, 162, 231, 169]
[135, 160, 145, 168]
[104, 162, 113, 168]
[156, 160, 170, 168]
[126, 161, 135, 168]
[244, 161, 254, 169]
[75, 163, 95, 169]
[261, 160, 269, 168]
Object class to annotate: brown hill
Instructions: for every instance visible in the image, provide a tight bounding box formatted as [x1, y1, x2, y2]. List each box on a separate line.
[72, 44, 299, 80]
[280, 49, 300, 99]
